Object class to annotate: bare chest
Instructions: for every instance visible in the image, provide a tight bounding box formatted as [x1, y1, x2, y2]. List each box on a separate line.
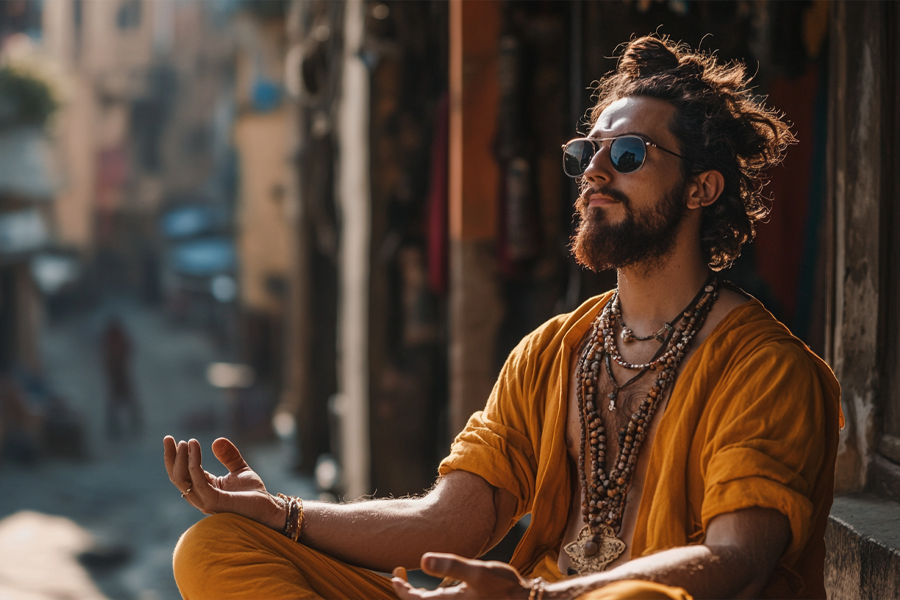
[559, 348, 669, 574]
[555, 287, 747, 575]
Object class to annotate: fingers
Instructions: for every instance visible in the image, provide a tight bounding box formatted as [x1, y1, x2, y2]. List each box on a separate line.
[187, 438, 217, 504]
[165, 437, 220, 513]
[420, 553, 484, 583]
[163, 436, 177, 481]
[169, 439, 192, 492]
[391, 577, 457, 600]
[421, 553, 523, 591]
[393, 554, 525, 600]
[211, 437, 250, 473]
[391, 578, 418, 600]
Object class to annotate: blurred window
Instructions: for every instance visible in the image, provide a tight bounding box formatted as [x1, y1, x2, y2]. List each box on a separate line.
[183, 125, 211, 157]
[73, 0, 83, 58]
[116, 0, 141, 30]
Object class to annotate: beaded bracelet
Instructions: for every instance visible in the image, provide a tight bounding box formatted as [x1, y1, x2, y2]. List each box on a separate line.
[528, 577, 546, 600]
[277, 493, 304, 542]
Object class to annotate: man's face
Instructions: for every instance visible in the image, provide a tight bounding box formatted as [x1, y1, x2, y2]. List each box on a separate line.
[571, 97, 689, 273]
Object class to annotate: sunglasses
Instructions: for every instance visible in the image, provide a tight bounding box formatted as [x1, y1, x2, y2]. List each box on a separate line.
[561, 135, 686, 177]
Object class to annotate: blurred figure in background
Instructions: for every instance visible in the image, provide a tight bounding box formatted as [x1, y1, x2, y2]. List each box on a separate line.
[0, 374, 40, 464]
[102, 316, 141, 438]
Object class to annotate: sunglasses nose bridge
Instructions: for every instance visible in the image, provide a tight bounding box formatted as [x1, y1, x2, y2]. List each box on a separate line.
[582, 139, 616, 178]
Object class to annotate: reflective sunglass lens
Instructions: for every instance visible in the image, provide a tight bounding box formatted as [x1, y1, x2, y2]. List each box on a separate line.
[609, 137, 646, 173]
[563, 140, 594, 177]
[561, 136, 649, 177]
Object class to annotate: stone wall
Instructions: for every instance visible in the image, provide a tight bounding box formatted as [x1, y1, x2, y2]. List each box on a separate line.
[825, 495, 900, 600]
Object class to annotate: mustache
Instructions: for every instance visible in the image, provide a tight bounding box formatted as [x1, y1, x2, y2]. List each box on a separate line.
[577, 186, 631, 211]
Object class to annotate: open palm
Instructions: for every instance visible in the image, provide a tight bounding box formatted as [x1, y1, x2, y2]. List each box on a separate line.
[163, 436, 285, 530]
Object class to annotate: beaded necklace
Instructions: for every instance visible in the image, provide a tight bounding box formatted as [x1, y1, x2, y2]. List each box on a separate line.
[564, 275, 719, 575]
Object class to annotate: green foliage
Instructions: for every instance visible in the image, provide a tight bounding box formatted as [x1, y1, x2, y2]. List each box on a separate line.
[0, 66, 58, 130]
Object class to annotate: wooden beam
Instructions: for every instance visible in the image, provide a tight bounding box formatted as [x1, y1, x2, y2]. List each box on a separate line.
[448, 0, 504, 436]
[449, 0, 500, 242]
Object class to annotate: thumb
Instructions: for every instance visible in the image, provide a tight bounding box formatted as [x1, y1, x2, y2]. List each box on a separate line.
[421, 553, 482, 582]
[211, 437, 250, 473]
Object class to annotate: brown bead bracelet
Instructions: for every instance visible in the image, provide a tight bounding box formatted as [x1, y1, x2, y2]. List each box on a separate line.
[277, 493, 304, 542]
[528, 577, 546, 600]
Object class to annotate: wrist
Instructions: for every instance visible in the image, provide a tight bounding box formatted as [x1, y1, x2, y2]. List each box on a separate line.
[265, 492, 289, 532]
[527, 577, 546, 600]
[275, 493, 305, 542]
[544, 574, 611, 600]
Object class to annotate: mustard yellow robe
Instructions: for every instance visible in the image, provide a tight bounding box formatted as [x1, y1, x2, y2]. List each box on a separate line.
[173, 293, 838, 600]
[439, 292, 842, 599]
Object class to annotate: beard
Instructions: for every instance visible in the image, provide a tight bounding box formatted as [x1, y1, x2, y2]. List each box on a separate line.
[570, 180, 688, 273]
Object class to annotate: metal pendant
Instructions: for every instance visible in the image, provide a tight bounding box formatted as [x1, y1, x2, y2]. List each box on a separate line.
[653, 323, 674, 343]
[563, 524, 626, 575]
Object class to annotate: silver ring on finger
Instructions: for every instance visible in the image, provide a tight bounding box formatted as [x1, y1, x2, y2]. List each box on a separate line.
[181, 486, 193, 498]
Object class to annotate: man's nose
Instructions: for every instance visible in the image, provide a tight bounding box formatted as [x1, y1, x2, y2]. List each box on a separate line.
[582, 143, 613, 184]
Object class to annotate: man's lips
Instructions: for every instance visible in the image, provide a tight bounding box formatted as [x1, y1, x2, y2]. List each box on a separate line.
[588, 193, 619, 207]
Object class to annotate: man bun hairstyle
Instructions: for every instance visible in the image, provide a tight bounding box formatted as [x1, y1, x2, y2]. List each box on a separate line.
[590, 35, 796, 270]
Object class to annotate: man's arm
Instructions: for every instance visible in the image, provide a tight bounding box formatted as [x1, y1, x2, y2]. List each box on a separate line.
[165, 436, 519, 573]
[301, 469, 518, 572]
[551, 507, 791, 599]
[393, 507, 791, 600]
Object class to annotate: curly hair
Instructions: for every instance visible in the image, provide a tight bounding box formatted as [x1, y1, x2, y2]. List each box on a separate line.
[588, 35, 796, 270]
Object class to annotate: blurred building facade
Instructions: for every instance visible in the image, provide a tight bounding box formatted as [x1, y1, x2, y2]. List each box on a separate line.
[0, 2, 59, 377]
[230, 4, 293, 417]
[43, 0, 236, 311]
[0, 1, 70, 464]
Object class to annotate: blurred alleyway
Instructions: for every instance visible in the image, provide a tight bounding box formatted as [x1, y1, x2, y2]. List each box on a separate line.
[0, 300, 314, 600]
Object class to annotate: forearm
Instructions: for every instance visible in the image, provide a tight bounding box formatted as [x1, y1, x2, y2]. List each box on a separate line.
[298, 498, 477, 571]
[289, 472, 499, 572]
[547, 508, 790, 600]
[546, 544, 762, 600]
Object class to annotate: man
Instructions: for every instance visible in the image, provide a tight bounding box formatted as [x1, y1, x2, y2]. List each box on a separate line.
[103, 316, 142, 438]
[164, 36, 840, 600]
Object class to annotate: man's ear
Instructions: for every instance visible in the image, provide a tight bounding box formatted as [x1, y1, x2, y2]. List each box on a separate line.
[685, 170, 725, 210]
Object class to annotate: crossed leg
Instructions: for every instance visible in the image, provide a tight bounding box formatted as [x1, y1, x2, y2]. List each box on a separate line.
[173, 513, 396, 600]
[173, 514, 691, 600]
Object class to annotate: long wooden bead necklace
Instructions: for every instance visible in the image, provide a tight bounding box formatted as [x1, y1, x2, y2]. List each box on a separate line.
[564, 275, 719, 575]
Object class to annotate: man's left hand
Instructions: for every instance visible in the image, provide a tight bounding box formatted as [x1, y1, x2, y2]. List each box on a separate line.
[391, 553, 532, 600]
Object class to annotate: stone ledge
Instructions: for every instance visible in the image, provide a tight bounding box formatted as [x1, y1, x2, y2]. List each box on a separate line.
[825, 493, 900, 600]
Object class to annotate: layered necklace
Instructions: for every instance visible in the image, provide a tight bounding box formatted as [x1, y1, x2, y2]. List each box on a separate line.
[564, 275, 719, 575]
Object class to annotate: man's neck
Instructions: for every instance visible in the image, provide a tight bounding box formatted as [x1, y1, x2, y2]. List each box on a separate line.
[614, 249, 711, 336]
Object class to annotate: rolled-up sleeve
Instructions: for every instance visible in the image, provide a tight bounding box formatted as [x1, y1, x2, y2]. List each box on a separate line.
[439, 337, 540, 520]
[699, 343, 828, 563]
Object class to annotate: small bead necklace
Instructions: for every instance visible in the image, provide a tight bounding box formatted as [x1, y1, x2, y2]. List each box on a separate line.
[564, 275, 719, 575]
[603, 278, 716, 372]
[617, 305, 674, 344]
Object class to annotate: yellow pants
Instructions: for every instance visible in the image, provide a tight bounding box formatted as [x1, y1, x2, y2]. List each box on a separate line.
[173, 514, 692, 600]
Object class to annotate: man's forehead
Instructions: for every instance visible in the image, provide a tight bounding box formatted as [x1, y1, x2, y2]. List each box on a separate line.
[590, 97, 677, 143]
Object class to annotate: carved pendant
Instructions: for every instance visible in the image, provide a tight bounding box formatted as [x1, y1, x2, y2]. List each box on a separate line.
[564, 524, 626, 575]
[654, 323, 674, 343]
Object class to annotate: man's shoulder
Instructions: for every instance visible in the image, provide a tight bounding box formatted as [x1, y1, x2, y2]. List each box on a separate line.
[713, 298, 818, 357]
[702, 297, 840, 398]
